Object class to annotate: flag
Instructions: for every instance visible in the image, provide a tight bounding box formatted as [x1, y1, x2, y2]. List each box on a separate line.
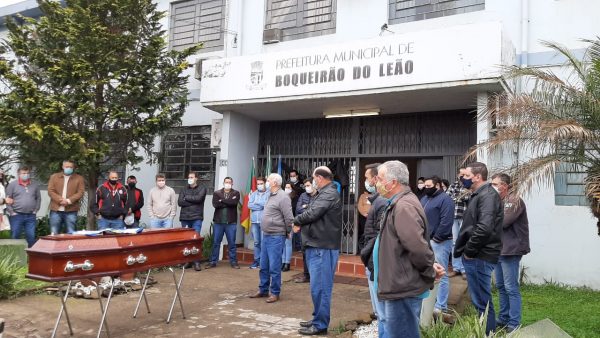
[277, 154, 282, 175]
[265, 145, 272, 176]
[240, 157, 256, 233]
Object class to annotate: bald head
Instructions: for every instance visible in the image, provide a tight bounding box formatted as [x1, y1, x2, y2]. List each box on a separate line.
[312, 166, 333, 190]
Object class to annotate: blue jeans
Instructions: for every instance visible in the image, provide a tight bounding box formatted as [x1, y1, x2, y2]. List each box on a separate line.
[282, 236, 292, 264]
[10, 213, 37, 248]
[181, 219, 202, 234]
[259, 234, 285, 295]
[382, 297, 422, 338]
[210, 223, 238, 265]
[306, 247, 339, 331]
[150, 218, 173, 228]
[431, 239, 452, 310]
[251, 223, 262, 266]
[49, 211, 78, 234]
[97, 217, 125, 230]
[366, 268, 386, 338]
[496, 255, 522, 329]
[463, 258, 496, 334]
[451, 219, 465, 273]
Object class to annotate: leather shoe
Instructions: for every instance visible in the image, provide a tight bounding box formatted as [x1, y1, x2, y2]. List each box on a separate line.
[447, 271, 459, 277]
[298, 326, 327, 335]
[204, 263, 216, 269]
[193, 262, 202, 271]
[231, 264, 240, 269]
[266, 294, 279, 303]
[282, 263, 290, 272]
[295, 276, 310, 283]
[249, 291, 268, 298]
[299, 320, 313, 328]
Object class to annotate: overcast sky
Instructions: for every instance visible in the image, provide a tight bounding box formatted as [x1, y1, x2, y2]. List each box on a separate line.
[3, 0, 27, 6]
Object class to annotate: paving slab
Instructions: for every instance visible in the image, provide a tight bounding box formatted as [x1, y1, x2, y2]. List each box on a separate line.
[0, 264, 372, 337]
[518, 318, 573, 338]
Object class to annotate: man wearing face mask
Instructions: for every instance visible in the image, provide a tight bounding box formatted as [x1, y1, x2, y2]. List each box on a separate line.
[415, 177, 426, 200]
[148, 174, 177, 229]
[420, 176, 455, 319]
[374, 161, 445, 338]
[453, 162, 503, 335]
[490, 173, 529, 333]
[292, 166, 342, 336]
[207, 177, 241, 269]
[293, 178, 317, 283]
[178, 171, 207, 271]
[247, 177, 269, 269]
[6, 166, 41, 247]
[47, 160, 85, 234]
[288, 169, 305, 196]
[359, 163, 387, 335]
[90, 171, 128, 230]
[124, 175, 144, 228]
[447, 167, 470, 279]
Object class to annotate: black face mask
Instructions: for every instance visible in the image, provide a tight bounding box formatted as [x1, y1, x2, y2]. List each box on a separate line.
[128, 182, 136, 188]
[424, 187, 438, 197]
[109, 179, 119, 185]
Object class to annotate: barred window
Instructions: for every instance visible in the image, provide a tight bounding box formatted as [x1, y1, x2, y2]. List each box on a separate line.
[169, 0, 225, 52]
[265, 0, 337, 42]
[389, 0, 485, 24]
[160, 126, 216, 193]
[555, 163, 587, 206]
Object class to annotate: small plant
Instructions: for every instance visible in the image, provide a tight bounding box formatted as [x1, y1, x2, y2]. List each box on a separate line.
[330, 321, 347, 335]
[421, 305, 521, 338]
[0, 254, 24, 299]
[201, 223, 214, 262]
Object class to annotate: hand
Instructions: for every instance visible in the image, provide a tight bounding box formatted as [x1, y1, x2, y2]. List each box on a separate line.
[292, 225, 301, 233]
[5, 197, 13, 205]
[128, 209, 132, 215]
[433, 262, 446, 281]
[463, 254, 473, 260]
[59, 198, 69, 206]
[96, 214, 102, 220]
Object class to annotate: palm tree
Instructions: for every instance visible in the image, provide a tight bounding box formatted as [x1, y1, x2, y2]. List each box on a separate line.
[469, 38, 600, 236]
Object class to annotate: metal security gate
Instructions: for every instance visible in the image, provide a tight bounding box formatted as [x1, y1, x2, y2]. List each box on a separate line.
[257, 110, 476, 254]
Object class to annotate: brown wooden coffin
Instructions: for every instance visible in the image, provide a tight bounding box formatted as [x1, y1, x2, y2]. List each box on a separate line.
[26, 228, 203, 282]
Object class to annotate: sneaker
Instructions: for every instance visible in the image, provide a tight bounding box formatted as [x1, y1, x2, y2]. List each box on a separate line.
[249, 264, 259, 269]
[231, 264, 240, 269]
[204, 263, 216, 269]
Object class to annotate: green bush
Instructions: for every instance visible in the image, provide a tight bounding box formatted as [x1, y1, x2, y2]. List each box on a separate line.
[201, 223, 214, 262]
[0, 254, 24, 299]
[0, 230, 10, 239]
[421, 306, 520, 338]
[36, 215, 87, 238]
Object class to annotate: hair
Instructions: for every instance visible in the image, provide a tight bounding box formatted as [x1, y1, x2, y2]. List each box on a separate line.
[379, 161, 410, 185]
[268, 173, 283, 186]
[417, 176, 425, 182]
[365, 163, 381, 177]
[441, 179, 450, 189]
[491, 173, 511, 186]
[62, 160, 75, 166]
[127, 175, 137, 180]
[155, 173, 166, 180]
[289, 169, 298, 176]
[18, 166, 30, 173]
[188, 171, 198, 178]
[425, 175, 442, 187]
[313, 166, 333, 180]
[467, 162, 489, 180]
[285, 182, 293, 188]
[256, 176, 266, 183]
[303, 177, 312, 184]
[223, 176, 233, 183]
[107, 170, 119, 177]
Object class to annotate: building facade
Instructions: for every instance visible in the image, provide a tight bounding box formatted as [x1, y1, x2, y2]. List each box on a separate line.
[2, 0, 600, 288]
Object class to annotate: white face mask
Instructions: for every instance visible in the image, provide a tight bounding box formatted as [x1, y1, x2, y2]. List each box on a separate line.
[187, 178, 195, 185]
[157, 181, 166, 188]
[417, 183, 425, 190]
[285, 188, 292, 194]
[305, 186, 313, 194]
[224, 183, 232, 190]
[493, 186, 500, 194]
[265, 181, 271, 190]
[312, 179, 318, 190]
[290, 177, 298, 183]
[257, 184, 265, 191]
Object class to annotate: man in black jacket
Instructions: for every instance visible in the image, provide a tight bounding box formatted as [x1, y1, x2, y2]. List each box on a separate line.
[179, 171, 207, 271]
[292, 166, 342, 336]
[453, 162, 503, 334]
[207, 177, 240, 269]
[359, 163, 387, 327]
[125, 176, 144, 228]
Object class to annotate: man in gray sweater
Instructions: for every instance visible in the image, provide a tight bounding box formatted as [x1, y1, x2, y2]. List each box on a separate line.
[249, 173, 294, 304]
[5, 166, 41, 247]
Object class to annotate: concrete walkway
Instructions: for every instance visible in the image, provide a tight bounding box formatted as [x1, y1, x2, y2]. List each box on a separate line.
[0, 264, 372, 337]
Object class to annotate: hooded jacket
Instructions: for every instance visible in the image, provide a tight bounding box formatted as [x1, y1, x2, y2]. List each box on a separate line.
[90, 181, 128, 219]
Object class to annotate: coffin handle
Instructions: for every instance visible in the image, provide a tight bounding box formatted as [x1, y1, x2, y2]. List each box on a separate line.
[126, 255, 137, 266]
[191, 247, 200, 255]
[136, 254, 148, 264]
[182, 247, 191, 256]
[64, 260, 94, 272]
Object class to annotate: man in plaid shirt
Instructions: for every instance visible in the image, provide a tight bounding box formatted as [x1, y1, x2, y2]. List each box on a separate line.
[446, 167, 471, 278]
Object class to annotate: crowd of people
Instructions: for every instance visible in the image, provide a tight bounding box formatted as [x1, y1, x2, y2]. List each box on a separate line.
[0, 158, 530, 337]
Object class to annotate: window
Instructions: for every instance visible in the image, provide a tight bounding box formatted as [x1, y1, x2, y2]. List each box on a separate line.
[389, 0, 485, 24]
[169, 0, 225, 52]
[264, 0, 337, 42]
[555, 163, 587, 206]
[160, 126, 216, 193]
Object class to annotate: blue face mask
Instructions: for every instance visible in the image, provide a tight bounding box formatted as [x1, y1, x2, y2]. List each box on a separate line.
[63, 168, 74, 176]
[20, 174, 30, 181]
[460, 177, 473, 189]
[365, 180, 376, 193]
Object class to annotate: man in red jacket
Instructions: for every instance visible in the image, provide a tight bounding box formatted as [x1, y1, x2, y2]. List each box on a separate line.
[90, 171, 127, 230]
[125, 175, 144, 228]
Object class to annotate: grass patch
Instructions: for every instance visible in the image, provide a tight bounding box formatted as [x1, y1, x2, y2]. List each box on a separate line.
[0, 254, 50, 299]
[492, 282, 600, 338]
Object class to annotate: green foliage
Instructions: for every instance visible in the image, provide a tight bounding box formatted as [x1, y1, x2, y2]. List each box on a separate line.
[202, 223, 214, 262]
[0, 230, 10, 239]
[0, 253, 24, 299]
[0, 0, 200, 187]
[421, 306, 518, 338]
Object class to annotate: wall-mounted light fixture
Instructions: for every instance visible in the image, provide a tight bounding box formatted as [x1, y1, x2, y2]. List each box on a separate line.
[324, 108, 380, 119]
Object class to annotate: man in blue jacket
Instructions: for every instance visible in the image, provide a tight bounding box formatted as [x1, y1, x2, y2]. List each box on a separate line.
[420, 175, 454, 316]
[248, 177, 269, 269]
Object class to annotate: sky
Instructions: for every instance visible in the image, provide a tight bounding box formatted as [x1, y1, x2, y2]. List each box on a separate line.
[2, 0, 28, 6]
